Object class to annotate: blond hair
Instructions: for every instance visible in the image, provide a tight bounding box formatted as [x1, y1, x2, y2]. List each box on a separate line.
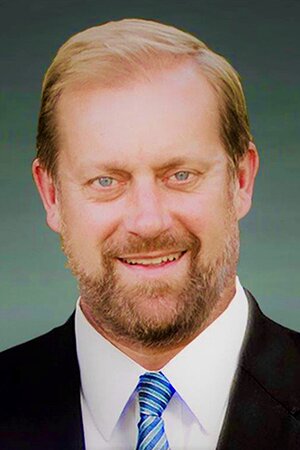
[36, 18, 252, 177]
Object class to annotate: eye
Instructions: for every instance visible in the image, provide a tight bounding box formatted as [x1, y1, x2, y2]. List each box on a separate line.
[165, 170, 200, 190]
[96, 176, 116, 187]
[88, 175, 126, 201]
[173, 171, 191, 181]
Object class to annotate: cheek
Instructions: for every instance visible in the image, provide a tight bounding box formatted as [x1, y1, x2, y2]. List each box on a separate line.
[175, 192, 232, 256]
[174, 191, 227, 229]
[60, 199, 122, 254]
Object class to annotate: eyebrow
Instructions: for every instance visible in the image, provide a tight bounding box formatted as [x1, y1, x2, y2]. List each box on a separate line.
[153, 157, 191, 172]
[83, 157, 205, 174]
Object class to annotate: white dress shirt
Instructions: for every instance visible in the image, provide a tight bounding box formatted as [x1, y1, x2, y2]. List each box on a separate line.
[75, 277, 249, 449]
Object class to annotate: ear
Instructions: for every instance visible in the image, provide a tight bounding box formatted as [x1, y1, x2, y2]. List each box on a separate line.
[32, 159, 62, 233]
[235, 142, 259, 220]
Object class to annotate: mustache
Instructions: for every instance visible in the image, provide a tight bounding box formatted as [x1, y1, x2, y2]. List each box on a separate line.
[101, 230, 201, 257]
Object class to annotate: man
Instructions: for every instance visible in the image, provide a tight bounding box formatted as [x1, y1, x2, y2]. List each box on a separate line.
[0, 18, 299, 450]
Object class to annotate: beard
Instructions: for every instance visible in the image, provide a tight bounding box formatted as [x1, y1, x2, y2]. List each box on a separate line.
[61, 202, 240, 350]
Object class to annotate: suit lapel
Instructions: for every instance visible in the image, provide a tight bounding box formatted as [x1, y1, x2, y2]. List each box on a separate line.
[217, 366, 299, 449]
[217, 291, 300, 449]
[39, 313, 86, 450]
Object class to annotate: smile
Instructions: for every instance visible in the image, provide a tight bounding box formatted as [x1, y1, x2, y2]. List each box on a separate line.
[118, 251, 186, 266]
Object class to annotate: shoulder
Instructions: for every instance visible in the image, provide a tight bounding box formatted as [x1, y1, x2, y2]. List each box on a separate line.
[0, 313, 75, 372]
[244, 288, 300, 354]
[0, 313, 79, 417]
[241, 289, 300, 412]
[0, 314, 84, 448]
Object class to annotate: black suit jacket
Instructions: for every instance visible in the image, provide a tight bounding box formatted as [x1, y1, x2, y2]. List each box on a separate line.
[0, 290, 299, 449]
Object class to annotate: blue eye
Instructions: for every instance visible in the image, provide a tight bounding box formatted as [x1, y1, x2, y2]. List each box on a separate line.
[174, 171, 190, 181]
[98, 177, 114, 187]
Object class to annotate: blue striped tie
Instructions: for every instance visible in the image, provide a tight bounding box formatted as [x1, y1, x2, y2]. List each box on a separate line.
[136, 371, 175, 450]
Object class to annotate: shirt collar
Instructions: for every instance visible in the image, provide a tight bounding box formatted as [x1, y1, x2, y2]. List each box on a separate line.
[75, 305, 144, 440]
[75, 277, 248, 439]
[162, 277, 249, 433]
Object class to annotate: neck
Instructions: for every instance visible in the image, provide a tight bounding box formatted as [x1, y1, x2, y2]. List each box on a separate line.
[80, 282, 236, 371]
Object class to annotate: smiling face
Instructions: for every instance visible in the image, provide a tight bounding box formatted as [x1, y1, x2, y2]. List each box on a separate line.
[33, 62, 258, 349]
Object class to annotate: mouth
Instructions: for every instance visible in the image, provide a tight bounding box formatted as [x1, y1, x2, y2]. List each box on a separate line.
[117, 250, 187, 267]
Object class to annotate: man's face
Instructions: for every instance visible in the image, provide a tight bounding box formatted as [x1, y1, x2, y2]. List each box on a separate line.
[42, 64, 248, 348]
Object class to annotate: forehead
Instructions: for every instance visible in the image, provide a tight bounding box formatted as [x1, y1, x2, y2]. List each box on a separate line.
[56, 63, 224, 171]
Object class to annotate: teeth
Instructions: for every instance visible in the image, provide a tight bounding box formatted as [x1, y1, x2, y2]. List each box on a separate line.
[121, 252, 183, 266]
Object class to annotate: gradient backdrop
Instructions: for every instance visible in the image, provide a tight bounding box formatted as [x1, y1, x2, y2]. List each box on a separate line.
[1, 0, 299, 351]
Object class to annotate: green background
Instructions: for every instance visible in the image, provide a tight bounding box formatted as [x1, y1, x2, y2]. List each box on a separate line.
[1, 0, 299, 351]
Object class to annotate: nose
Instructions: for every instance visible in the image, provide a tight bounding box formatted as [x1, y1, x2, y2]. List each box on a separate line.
[124, 178, 172, 239]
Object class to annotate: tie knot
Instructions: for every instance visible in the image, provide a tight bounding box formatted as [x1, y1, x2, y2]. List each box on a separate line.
[137, 372, 175, 417]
